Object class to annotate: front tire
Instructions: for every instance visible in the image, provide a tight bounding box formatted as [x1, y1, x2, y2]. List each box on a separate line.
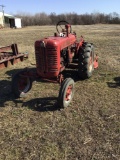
[78, 43, 94, 79]
[58, 78, 75, 108]
[12, 70, 32, 98]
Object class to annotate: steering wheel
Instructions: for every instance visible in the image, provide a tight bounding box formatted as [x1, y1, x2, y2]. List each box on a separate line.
[56, 20, 72, 34]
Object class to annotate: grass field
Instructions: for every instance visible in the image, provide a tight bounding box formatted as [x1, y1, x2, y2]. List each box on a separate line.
[0, 24, 120, 160]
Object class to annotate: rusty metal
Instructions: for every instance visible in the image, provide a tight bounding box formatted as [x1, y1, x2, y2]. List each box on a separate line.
[0, 43, 28, 69]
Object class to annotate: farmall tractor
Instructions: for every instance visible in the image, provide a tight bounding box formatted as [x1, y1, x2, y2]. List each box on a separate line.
[12, 21, 98, 108]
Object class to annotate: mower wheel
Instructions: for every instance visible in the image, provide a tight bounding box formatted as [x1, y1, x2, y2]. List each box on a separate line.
[12, 70, 32, 98]
[58, 78, 75, 108]
[78, 43, 94, 79]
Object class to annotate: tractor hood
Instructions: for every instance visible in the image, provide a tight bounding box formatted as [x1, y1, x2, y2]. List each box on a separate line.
[35, 34, 76, 49]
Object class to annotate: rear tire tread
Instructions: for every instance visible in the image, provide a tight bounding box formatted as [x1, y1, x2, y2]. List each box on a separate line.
[78, 43, 94, 79]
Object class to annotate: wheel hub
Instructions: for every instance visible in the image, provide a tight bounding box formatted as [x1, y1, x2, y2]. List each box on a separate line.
[65, 85, 73, 102]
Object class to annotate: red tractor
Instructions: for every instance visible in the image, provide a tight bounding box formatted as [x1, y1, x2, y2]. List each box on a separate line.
[12, 21, 98, 108]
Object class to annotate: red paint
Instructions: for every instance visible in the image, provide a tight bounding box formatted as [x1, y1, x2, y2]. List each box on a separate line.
[94, 56, 98, 69]
[65, 85, 73, 101]
[35, 34, 76, 78]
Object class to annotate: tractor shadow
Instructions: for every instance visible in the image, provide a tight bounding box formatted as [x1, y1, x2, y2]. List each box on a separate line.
[22, 97, 61, 112]
[0, 79, 16, 108]
[107, 77, 120, 88]
[0, 68, 22, 108]
[0, 68, 29, 107]
[0, 66, 80, 110]
[0, 68, 59, 111]
[0, 77, 61, 111]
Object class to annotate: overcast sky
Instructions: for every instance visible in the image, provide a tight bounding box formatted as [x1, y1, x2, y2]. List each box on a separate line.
[0, 0, 120, 15]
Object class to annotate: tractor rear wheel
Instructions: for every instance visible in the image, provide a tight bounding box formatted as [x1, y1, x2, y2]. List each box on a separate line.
[58, 78, 75, 108]
[78, 43, 94, 79]
[12, 70, 32, 98]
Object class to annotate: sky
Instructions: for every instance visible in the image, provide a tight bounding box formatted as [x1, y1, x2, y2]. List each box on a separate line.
[0, 0, 120, 15]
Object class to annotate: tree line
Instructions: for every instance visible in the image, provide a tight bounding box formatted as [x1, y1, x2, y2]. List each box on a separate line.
[15, 12, 120, 26]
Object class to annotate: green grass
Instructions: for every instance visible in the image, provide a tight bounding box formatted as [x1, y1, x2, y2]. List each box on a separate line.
[0, 24, 120, 160]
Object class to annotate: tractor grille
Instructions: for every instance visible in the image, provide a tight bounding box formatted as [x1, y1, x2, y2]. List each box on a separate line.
[47, 47, 58, 72]
[36, 47, 45, 71]
[35, 46, 58, 73]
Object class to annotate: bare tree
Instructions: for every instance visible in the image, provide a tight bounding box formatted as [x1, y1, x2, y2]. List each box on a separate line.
[14, 12, 120, 26]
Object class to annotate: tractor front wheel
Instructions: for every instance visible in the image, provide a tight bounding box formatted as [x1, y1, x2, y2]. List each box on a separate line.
[12, 70, 32, 98]
[78, 43, 94, 79]
[58, 78, 75, 108]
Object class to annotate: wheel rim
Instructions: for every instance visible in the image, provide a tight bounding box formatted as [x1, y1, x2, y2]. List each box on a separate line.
[88, 52, 93, 72]
[18, 77, 30, 93]
[65, 84, 73, 103]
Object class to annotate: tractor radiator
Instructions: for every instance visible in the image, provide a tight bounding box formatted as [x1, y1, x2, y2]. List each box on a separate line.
[35, 46, 59, 77]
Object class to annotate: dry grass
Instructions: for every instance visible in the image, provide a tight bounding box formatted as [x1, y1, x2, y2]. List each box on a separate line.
[0, 24, 120, 160]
